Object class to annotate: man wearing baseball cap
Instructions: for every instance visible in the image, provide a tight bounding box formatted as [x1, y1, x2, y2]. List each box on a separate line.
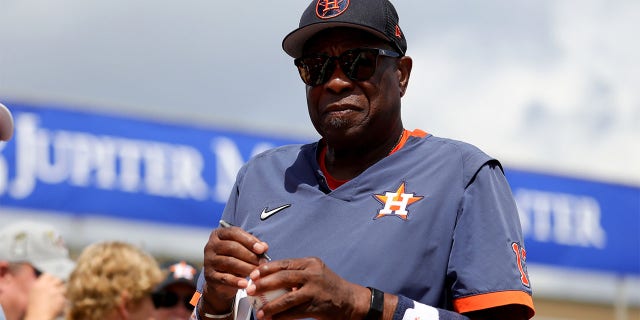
[0, 221, 75, 320]
[194, 0, 534, 319]
[152, 260, 198, 320]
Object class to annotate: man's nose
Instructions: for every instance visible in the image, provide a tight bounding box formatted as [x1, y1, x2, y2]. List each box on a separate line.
[324, 60, 354, 93]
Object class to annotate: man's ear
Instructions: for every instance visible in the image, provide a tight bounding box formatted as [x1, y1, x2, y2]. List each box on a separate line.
[116, 291, 131, 319]
[397, 56, 413, 97]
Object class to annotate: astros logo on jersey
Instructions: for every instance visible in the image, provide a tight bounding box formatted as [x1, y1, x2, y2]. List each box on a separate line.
[316, 0, 350, 19]
[373, 182, 423, 220]
[511, 242, 530, 287]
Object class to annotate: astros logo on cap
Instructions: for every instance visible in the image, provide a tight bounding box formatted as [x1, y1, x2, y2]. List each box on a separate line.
[316, 0, 350, 19]
[170, 261, 196, 280]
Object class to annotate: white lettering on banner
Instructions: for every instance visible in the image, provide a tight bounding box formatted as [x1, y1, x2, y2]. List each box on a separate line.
[515, 188, 606, 248]
[2, 113, 212, 200]
[210, 138, 274, 202]
[0, 113, 277, 203]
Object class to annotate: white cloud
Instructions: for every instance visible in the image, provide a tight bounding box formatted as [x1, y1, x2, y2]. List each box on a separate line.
[0, 0, 638, 184]
[403, 0, 640, 184]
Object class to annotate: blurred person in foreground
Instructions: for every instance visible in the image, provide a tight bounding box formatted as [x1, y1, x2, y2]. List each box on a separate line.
[152, 261, 198, 320]
[193, 0, 534, 319]
[0, 221, 75, 320]
[0, 102, 13, 142]
[0, 102, 13, 320]
[65, 241, 163, 320]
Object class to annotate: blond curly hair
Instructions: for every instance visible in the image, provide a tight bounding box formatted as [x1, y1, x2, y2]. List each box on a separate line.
[65, 241, 163, 320]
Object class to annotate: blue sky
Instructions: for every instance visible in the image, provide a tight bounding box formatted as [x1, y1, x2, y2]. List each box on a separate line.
[1, 0, 638, 185]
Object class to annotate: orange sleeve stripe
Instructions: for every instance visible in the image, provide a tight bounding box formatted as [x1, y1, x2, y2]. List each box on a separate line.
[190, 291, 202, 307]
[454, 290, 535, 316]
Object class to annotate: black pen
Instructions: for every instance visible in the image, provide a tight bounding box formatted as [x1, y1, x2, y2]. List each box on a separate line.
[218, 220, 272, 261]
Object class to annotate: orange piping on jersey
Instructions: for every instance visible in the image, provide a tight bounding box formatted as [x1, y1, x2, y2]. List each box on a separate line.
[319, 146, 348, 189]
[454, 290, 535, 318]
[410, 128, 428, 138]
[388, 129, 427, 155]
[190, 291, 201, 307]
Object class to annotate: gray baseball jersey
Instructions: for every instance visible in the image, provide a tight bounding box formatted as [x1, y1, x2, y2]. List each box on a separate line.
[196, 129, 534, 318]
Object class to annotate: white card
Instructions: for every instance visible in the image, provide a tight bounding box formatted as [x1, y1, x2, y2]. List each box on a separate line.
[234, 289, 253, 320]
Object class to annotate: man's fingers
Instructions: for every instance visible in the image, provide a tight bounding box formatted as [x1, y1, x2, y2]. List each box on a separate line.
[204, 229, 265, 271]
[252, 257, 317, 279]
[213, 270, 249, 288]
[255, 289, 314, 320]
[216, 238, 260, 264]
[248, 269, 301, 294]
[205, 254, 253, 287]
[246, 258, 320, 295]
[214, 227, 270, 258]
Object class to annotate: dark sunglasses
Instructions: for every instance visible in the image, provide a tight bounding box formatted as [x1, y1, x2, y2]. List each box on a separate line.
[294, 48, 401, 86]
[151, 291, 194, 311]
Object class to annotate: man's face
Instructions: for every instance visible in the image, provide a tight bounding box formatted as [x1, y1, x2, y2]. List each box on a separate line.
[0, 262, 39, 319]
[301, 28, 407, 148]
[126, 295, 157, 320]
[152, 283, 195, 320]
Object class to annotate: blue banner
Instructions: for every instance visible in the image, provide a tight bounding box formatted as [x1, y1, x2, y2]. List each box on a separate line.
[506, 169, 640, 275]
[1, 102, 638, 275]
[0, 102, 304, 229]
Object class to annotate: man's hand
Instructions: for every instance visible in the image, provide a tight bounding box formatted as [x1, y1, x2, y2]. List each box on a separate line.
[24, 273, 66, 320]
[201, 225, 270, 314]
[246, 257, 372, 320]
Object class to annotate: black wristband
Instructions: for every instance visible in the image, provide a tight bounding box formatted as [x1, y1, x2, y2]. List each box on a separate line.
[364, 287, 384, 320]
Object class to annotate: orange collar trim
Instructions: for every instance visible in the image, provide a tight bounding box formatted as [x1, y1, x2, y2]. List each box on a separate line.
[319, 146, 348, 190]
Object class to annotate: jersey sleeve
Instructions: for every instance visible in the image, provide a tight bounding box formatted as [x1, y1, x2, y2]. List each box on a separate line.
[394, 295, 471, 320]
[447, 160, 534, 317]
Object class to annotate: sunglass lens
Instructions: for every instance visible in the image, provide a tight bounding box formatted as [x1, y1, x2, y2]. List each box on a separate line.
[346, 49, 377, 81]
[296, 55, 335, 86]
[295, 49, 383, 86]
[151, 292, 161, 308]
[152, 291, 179, 308]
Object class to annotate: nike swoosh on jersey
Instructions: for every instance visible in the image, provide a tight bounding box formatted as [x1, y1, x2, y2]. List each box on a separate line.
[260, 204, 291, 220]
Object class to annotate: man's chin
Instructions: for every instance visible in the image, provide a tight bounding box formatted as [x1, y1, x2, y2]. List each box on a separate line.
[328, 117, 350, 129]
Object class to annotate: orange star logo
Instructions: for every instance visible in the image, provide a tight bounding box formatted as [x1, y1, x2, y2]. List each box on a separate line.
[373, 182, 423, 220]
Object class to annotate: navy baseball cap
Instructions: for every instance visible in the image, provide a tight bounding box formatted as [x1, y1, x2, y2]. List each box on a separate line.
[154, 260, 198, 292]
[282, 0, 408, 58]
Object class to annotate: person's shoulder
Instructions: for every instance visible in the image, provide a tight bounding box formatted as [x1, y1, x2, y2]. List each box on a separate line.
[419, 134, 489, 158]
[249, 142, 316, 162]
[234, 142, 316, 182]
[413, 134, 500, 179]
[238, 142, 317, 173]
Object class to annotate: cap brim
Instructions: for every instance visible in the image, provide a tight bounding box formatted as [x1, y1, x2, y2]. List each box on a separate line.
[282, 22, 391, 58]
[33, 258, 76, 281]
[155, 278, 197, 292]
[0, 103, 14, 141]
